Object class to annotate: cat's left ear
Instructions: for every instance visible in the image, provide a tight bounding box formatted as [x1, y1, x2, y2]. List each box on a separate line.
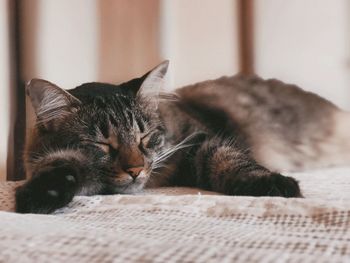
[136, 60, 169, 105]
[26, 79, 81, 125]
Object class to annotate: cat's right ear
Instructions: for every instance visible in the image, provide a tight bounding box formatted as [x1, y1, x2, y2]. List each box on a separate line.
[132, 60, 169, 110]
[26, 79, 81, 123]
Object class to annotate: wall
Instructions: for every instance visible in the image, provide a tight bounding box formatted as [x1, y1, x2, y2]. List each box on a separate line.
[21, 0, 98, 88]
[255, 0, 350, 109]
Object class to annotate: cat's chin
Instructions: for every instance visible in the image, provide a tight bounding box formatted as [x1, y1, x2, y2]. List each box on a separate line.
[112, 171, 150, 194]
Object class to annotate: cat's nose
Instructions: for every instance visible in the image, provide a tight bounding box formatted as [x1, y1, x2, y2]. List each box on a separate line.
[125, 166, 143, 179]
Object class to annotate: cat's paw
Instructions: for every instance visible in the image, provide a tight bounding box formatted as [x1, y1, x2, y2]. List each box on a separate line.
[265, 173, 303, 198]
[15, 165, 79, 214]
[229, 173, 302, 198]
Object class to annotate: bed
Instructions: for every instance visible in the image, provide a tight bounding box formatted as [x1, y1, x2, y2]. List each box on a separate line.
[0, 167, 350, 262]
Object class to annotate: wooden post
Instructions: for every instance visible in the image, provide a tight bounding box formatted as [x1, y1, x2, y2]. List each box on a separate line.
[98, 0, 160, 83]
[7, 0, 26, 181]
[238, 0, 255, 75]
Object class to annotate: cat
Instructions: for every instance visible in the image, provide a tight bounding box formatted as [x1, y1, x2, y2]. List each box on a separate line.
[15, 60, 350, 213]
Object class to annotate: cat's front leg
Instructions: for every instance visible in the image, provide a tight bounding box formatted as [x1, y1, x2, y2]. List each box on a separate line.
[15, 161, 81, 214]
[194, 138, 302, 197]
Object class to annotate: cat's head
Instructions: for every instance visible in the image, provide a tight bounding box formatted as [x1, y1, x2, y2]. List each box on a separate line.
[25, 61, 169, 194]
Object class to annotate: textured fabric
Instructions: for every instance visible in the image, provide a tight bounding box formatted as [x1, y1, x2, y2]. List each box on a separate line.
[1, 168, 350, 262]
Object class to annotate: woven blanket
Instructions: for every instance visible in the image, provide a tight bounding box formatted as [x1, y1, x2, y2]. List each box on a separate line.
[1, 168, 350, 263]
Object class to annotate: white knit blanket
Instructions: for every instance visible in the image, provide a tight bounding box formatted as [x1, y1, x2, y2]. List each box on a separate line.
[1, 168, 350, 263]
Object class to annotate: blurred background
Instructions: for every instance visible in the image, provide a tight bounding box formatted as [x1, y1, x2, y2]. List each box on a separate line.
[1, 0, 350, 180]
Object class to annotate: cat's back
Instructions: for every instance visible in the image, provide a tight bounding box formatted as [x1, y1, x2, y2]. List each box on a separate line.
[176, 74, 337, 132]
[175, 75, 345, 171]
[176, 74, 337, 119]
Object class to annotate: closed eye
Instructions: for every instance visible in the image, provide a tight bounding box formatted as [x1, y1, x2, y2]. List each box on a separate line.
[80, 139, 115, 153]
[96, 142, 119, 157]
[141, 132, 163, 149]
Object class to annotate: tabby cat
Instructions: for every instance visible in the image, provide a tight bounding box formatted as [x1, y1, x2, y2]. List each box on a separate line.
[16, 61, 350, 213]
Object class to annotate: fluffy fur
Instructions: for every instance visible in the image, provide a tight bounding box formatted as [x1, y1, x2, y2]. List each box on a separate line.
[16, 61, 350, 213]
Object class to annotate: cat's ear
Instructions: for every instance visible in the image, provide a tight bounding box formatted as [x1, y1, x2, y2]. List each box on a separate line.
[26, 78, 81, 123]
[136, 60, 169, 105]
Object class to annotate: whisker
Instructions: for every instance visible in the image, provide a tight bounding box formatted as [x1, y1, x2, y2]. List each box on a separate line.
[152, 132, 201, 167]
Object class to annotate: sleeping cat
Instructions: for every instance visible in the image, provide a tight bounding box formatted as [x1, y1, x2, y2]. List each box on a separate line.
[16, 60, 350, 213]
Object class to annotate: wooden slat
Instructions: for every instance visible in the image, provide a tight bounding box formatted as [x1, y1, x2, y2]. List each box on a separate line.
[7, 0, 26, 181]
[98, 0, 161, 83]
[238, 0, 255, 75]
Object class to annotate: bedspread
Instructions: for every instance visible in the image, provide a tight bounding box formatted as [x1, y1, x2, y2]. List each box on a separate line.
[0, 167, 350, 263]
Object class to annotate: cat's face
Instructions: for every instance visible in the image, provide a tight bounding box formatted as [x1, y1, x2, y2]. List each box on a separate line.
[25, 61, 169, 194]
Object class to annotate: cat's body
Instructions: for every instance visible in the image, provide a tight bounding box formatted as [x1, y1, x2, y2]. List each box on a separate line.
[169, 75, 350, 173]
[16, 61, 350, 213]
